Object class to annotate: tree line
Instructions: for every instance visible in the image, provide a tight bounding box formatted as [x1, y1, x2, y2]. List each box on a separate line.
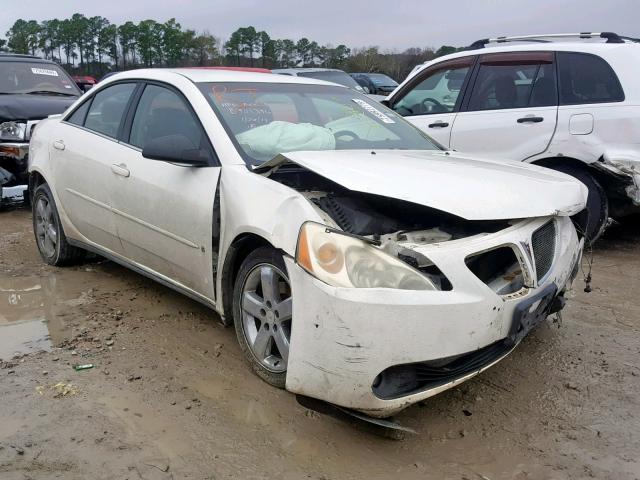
[1, 14, 461, 81]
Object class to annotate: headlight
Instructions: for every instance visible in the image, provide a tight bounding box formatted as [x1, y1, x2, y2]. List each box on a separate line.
[296, 222, 437, 290]
[0, 122, 27, 141]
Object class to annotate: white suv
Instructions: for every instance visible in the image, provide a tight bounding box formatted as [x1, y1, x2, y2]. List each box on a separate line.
[385, 32, 640, 241]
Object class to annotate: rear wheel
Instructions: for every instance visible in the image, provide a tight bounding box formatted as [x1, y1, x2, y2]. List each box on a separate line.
[232, 247, 292, 388]
[32, 183, 86, 266]
[551, 165, 609, 243]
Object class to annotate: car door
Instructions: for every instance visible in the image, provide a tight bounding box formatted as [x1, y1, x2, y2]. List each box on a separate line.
[50, 82, 138, 254]
[108, 82, 221, 299]
[450, 52, 558, 161]
[388, 57, 475, 147]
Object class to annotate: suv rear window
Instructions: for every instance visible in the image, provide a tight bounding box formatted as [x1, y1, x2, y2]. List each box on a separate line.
[467, 63, 557, 111]
[557, 52, 624, 105]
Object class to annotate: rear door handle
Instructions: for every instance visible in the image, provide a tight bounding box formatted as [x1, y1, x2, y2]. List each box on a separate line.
[111, 163, 130, 177]
[53, 140, 65, 150]
[517, 116, 544, 123]
[428, 121, 449, 128]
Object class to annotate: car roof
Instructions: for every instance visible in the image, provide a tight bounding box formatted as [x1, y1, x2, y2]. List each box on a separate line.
[272, 68, 345, 74]
[189, 66, 272, 73]
[100, 68, 343, 86]
[427, 40, 637, 63]
[412, 40, 640, 76]
[0, 54, 55, 63]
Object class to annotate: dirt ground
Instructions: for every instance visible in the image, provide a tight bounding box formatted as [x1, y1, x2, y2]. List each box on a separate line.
[1, 208, 639, 480]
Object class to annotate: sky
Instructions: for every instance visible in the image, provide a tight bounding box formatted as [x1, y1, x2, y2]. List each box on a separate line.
[2, 0, 638, 50]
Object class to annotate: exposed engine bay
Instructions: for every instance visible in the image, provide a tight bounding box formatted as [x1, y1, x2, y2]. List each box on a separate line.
[267, 163, 519, 291]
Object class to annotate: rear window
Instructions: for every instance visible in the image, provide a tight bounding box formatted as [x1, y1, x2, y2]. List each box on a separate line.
[468, 62, 557, 111]
[558, 52, 624, 105]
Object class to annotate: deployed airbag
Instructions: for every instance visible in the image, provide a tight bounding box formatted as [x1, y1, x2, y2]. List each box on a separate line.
[237, 121, 335, 160]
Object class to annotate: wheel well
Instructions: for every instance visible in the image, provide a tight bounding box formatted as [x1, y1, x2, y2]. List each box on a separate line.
[220, 233, 275, 326]
[531, 156, 611, 194]
[28, 171, 47, 204]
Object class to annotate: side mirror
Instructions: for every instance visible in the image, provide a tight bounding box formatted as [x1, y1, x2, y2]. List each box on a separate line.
[142, 134, 211, 166]
[81, 83, 94, 93]
[379, 99, 391, 108]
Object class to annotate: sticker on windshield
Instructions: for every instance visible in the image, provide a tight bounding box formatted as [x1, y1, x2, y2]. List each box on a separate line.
[351, 98, 395, 124]
[31, 67, 59, 77]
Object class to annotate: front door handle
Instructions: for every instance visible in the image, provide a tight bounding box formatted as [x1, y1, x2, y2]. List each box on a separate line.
[53, 140, 65, 151]
[428, 121, 449, 128]
[111, 163, 130, 177]
[517, 116, 544, 123]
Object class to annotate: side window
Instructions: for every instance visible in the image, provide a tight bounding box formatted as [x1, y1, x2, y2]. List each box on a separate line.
[84, 83, 136, 138]
[393, 64, 471, 116]
[129, 84, 205, 151]
[467, 62, 556, 111]
[66, 100, 91, 126]
[558, 52, 624, 105]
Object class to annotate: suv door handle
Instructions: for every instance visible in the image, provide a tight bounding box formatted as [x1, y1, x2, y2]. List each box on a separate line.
[517, 116, 544, 123]
[111, 163, 130, 178]
[428, 121, 449, 128]
[53, 140, 65, 150]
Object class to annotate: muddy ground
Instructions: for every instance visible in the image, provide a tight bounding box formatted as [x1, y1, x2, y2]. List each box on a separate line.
[0, 208, 639, 480]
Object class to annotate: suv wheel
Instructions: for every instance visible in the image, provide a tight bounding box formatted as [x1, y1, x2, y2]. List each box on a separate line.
[551, 165, 609, 243]
[32, 183, 86, 266]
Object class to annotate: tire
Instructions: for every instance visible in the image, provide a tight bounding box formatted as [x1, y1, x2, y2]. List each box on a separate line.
[32, 183, 86, 266]
[551, 165, 609, 243]
[232, 247, 292, 388]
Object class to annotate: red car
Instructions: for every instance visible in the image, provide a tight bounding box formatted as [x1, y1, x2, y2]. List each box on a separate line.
[72, 75, 97, 92]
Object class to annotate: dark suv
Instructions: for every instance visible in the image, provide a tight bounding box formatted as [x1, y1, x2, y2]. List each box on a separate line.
[1, 54, 80, 206]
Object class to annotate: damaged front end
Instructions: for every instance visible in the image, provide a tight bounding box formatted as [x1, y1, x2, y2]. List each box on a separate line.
[0, 135, 30, 207]
[256, 153, 584, 416]
[592, 152, 640, 214]
[264, 159, 535, 300]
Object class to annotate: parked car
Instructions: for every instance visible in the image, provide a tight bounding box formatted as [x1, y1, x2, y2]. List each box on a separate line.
[273, 68, 366, 93]
[29, 69, 585, 418]
[72, 75, 97, 92]
[100, 71, 119, 82]
[384, 32, 640, 241]
[0, 54, 81, 206]
[350, 72, 399, 95]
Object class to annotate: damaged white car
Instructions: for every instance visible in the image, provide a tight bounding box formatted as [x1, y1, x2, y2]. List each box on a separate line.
[29, 69, 586, 418]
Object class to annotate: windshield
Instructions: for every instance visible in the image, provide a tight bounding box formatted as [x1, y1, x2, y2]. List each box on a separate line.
[0, 62, 80, 95]
[198, 82, 440, 166]
[368, 74, 398, 87]
[296, 71, 364, 91]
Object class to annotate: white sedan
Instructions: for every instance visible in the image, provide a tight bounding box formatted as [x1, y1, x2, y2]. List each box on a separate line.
[28, 69, 586, 418]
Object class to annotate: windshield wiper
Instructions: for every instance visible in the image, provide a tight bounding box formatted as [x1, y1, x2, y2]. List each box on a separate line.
[24, 90, 78, 97]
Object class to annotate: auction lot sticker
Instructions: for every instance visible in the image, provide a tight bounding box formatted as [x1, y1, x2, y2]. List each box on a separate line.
[31, 68, 59, 77]
[352, 98, 395, 124]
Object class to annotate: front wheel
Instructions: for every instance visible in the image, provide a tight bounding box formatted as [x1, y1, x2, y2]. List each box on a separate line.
[551, 165, 609, 244]
[32, 183, 86, 266]
[232, 247, 293, 388]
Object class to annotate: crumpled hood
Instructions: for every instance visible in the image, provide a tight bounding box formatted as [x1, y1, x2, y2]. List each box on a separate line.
[257, 150, 588, 220]
[0, 94, 78, 122]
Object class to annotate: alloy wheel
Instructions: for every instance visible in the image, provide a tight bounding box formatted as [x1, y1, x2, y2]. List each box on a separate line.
[35, 196, 57, 259]
[241, 263, 292, 372]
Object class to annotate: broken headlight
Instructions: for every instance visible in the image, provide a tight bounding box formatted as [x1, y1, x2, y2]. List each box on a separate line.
[0, 122, 27, 141]
[296, 222, 437, 290]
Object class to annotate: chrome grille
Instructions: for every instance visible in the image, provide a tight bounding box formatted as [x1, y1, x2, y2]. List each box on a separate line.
[532, 221, 556, 281]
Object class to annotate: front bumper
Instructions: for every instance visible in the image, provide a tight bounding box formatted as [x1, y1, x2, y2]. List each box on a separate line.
[285, 216, 582, 417]
[0, 142, 29, 206]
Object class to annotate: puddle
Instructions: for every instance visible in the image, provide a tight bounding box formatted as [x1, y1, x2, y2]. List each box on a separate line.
[0, 272, 93, 360]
